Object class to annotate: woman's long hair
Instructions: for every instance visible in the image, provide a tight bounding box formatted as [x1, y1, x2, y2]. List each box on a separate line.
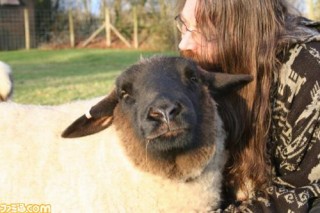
[178, 0, 314, 199]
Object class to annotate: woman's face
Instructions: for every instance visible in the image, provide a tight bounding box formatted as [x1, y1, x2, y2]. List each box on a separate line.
[178, 0, 218, 65]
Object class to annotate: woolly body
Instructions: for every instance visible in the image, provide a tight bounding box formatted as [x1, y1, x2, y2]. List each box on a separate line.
[0, 61, 13, 101]
[0, 101, 224, 212]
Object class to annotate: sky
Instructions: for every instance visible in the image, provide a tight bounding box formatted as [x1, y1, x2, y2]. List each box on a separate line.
[91, 0, 100, 15]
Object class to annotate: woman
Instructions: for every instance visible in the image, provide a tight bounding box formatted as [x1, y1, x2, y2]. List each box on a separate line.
[175, 0, 320, 212]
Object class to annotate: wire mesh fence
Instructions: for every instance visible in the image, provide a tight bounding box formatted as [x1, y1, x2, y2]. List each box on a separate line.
[0, 8, 105, 50]
[0, 6, 178, 51]
[0, 8, 27, 50]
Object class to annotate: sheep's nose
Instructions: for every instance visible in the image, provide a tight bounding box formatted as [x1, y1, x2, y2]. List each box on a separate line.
[148, 103, 182, 123]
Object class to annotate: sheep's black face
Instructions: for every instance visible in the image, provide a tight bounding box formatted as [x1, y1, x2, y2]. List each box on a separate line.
[62, 56, 252, 156]
[116, 57, 203, 152]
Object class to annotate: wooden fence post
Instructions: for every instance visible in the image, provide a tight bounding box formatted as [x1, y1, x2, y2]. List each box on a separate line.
[110, 24, 132, 48]
[173, 21, 179, 51]
[133, 6, 138, 49]
[105, 7, 111, 47]
[83, 7, 131, 48]
[23, 9, 30, 50]
[68, 11, 75, 48]
[82, 24, 105, 47]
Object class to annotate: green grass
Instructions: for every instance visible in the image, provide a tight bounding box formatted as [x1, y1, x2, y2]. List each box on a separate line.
[0, 49, 176, 105]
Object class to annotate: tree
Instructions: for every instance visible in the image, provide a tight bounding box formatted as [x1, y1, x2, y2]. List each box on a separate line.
[315, 0, 320, 20]
[306, 0, 315, 19]
[288, 0, 320, 20]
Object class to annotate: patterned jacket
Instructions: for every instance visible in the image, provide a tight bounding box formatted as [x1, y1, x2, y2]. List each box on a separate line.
[224, 21, 320, 212]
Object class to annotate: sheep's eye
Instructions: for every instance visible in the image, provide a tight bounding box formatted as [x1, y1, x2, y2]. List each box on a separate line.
[190, 76, 198, 83]
[120, 90, 129, 99]
[185, 67, 199, 84]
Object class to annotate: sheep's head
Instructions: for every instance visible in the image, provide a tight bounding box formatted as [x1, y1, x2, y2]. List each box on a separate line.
[62, 56, 252, 179]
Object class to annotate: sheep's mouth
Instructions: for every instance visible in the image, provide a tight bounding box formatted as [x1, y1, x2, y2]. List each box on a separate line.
[144, 127, 195, 152]
[146, 128, 188, 140]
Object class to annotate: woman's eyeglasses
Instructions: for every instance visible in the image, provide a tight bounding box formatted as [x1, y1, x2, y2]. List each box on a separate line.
[174, 15, 203, 42]
[174, 15, 216, 43]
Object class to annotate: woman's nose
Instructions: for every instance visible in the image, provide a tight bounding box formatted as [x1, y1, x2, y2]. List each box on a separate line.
[178, 32, 197, 51]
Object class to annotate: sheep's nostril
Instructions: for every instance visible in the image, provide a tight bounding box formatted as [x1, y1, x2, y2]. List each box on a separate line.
[167, 103, 182, 120]
[148, 103, 182, 123]
[148, 107, 165, 121]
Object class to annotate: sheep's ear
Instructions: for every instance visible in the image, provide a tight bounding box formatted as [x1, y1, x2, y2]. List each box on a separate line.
[198, 67, 253, 95]
[62, 90, 118, 138]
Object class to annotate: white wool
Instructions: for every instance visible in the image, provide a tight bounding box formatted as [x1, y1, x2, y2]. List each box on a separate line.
[0, 99, 226, 212]
[0, 61, 13, 101]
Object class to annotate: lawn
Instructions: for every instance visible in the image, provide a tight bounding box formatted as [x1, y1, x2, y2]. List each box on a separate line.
[0, 49, 176, 105]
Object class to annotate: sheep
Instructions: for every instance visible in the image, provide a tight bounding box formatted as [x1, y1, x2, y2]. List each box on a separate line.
[0, 56, 252, 212]
[0, 61, 13, 101]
